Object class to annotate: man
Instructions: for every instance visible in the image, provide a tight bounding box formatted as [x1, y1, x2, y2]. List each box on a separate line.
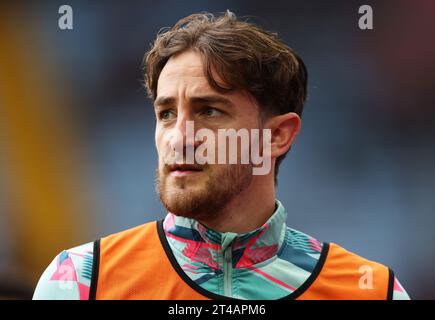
[33, 11, 410, 300]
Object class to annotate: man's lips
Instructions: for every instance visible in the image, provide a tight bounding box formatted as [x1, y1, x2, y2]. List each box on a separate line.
[168, 164, 203, 176]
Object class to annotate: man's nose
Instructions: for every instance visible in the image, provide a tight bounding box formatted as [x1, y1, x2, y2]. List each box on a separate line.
[174, 110, 190, 136]
[169, 111, 202, 152]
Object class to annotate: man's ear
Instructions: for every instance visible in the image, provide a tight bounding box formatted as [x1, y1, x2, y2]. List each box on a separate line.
[264, 112, 301, 159]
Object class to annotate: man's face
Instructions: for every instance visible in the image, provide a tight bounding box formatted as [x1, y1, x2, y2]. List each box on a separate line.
[154, 50, 262, 220]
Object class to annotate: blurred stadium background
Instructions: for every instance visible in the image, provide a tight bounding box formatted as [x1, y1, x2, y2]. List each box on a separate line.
[0, 0, 434, 299]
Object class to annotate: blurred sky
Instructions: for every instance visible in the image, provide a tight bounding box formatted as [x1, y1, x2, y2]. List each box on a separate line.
[0, 0, 435, 299]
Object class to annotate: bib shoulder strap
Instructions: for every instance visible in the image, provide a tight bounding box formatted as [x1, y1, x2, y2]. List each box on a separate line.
[298, 242, 393, 300]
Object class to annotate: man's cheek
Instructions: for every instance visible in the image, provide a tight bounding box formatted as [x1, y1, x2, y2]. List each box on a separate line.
[155, 128, 165, 152]
[155, 133, 166, 160]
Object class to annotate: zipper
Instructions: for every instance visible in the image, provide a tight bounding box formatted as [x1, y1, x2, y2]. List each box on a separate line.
[223, 248, 232, 296]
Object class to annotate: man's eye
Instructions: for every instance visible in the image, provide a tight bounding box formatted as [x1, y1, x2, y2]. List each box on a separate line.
[201, 107, 222, 117]
[158, 110, 175, 120]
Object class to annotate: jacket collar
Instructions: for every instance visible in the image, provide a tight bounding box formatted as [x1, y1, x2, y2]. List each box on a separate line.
[163, 200, 287, 269]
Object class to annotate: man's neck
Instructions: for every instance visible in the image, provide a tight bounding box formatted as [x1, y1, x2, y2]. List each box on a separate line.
[196, 175, 276, 233]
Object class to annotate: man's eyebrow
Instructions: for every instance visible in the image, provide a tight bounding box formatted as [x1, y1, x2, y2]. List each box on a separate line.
[154, 96, 175, 108]
[154, 95, 235, 109]
[190, 95, 235, 108]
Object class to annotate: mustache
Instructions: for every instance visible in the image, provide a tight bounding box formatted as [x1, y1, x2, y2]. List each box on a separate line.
[167, 163, 204, 171]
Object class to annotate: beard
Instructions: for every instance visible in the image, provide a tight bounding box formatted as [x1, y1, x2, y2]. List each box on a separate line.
[156, 163, 253, 221]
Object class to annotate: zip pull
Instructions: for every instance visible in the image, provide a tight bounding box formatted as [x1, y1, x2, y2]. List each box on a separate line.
[223, 247, 233, 296]
[224, 248, 232, 263]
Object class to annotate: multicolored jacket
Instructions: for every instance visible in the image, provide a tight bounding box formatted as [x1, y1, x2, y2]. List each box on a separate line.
[33, 200, 410, 300]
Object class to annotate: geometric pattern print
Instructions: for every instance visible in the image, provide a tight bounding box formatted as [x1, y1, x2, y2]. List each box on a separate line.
[164, 202, 288, 268]
[277, 227, 323, 273]
[33, 242, 94, 300]
[393, 277, 411, 300]
[163, 199, 326, 299]
[165, 223, 323, 298]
